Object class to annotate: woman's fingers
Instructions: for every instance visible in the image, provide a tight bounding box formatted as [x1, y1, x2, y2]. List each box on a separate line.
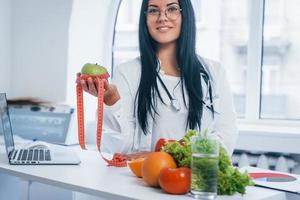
[103, 79, 109, 90]
[87, 77, 98, 96]
[78, 77, 97, 97]
[77, 75, 112, 98]
[80, 80, 89, 93]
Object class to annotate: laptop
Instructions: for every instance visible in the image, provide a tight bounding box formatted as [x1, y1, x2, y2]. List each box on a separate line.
[0, 93, 81, 165]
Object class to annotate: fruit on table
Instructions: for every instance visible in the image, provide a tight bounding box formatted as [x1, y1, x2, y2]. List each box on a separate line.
[154, 138, 176, 152]
[81, 63, 108, 75]
[159, 167, 191, 194]
[127, 158, 145, 178]
[142, 152, 177, 187]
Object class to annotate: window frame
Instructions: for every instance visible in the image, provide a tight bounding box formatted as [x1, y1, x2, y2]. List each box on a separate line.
[245, 0, 264, 121]
[241, 0, 300, 130]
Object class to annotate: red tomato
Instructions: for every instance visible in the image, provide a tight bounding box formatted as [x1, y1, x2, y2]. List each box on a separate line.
[158, 167, 191, 194]
[154, 138, 176, 152]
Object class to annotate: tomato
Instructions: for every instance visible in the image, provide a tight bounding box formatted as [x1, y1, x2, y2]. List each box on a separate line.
[154, 138, 176, 152]
[159, 167, 191, 194]
[142, 152, 177, 187]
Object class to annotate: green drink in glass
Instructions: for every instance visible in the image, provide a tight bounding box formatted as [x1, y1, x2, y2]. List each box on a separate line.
[190, 133, 219, 199]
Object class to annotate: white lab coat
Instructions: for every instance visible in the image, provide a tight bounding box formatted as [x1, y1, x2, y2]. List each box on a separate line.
[100, 57, 238, 155]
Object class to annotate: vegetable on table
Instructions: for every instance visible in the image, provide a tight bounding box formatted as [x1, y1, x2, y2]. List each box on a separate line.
[159, 167, 191, 194]
[154, 138, 176, 152]
[161, 130, 254, 195]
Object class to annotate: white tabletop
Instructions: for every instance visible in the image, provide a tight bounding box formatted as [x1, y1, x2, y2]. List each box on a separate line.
[0, 146, 286, 200]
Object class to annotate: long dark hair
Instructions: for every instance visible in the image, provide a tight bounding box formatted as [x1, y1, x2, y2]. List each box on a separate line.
[137, 0, 210, 134]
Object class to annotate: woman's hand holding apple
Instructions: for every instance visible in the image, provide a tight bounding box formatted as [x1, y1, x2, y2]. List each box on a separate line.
[76, 73, 120, 106]
[76, 63, 120, 106]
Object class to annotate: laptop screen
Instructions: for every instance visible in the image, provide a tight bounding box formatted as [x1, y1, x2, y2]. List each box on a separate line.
[0, 93, 15, 157]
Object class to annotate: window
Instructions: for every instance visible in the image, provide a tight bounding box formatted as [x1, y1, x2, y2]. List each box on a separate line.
[261, 0, 300, 120]
[112, 0, 300, 124]
[113, 0, 142, 69]
[194, 0, 249, 118]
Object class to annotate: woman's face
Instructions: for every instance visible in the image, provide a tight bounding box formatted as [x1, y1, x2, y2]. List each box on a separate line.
[146, 0, 182, 46]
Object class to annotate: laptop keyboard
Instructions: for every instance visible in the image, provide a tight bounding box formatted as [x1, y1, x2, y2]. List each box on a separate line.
[15, 149, 51, 162]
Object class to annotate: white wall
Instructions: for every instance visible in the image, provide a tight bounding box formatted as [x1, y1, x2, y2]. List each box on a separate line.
[10, 0, 73, 102]
[0, 0, 12, 94]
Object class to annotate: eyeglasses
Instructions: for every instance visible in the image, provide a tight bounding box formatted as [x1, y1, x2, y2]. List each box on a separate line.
[145, 4, 182, 21]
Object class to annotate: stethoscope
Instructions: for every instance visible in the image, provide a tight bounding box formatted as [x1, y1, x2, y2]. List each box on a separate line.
[156, 62, 216, 117]
[157, 74, 181, 111]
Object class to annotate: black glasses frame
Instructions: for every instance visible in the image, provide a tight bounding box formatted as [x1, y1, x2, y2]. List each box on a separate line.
[144, 6, 182, 21]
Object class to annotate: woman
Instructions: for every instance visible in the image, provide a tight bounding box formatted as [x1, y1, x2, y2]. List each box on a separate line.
[78, 0, 237, 155]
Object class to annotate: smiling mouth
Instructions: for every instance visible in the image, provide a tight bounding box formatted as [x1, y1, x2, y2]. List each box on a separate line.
[157, 27, 172, 31]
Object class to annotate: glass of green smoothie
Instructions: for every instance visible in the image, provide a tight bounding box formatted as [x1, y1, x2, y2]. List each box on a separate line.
[190, 132, 219, 200]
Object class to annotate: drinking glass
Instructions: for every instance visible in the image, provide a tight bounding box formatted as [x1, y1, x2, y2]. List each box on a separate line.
[190, 134, 219, 199]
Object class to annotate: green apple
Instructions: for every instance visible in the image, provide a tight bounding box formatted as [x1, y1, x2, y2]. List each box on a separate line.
[81, 63, 108, 75]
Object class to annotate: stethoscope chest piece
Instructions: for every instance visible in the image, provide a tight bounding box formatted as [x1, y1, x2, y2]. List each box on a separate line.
[171, 99, 181, 111]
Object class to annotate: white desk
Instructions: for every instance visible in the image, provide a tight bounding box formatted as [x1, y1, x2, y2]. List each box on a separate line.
[0, 147, 286, 200]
